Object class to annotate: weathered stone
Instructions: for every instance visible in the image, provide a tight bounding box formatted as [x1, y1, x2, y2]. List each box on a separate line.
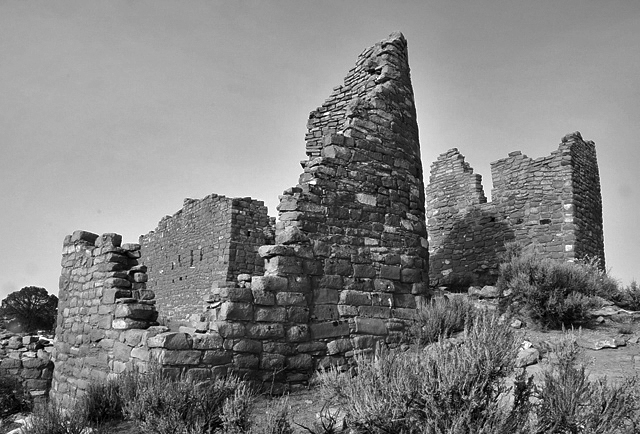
[354, 317, 388, 336]
[147, 332, 192, 350]
[310, 321, 350, 339]
[515, 348, 539, 367]
[251, 276, 288, 292]
[202, 350, 232, 365]
[219, 302, 253, 321]
[327, 339, 352, 355]
[192, 334, 224, 350]
[233, 339, 262, 354]
[247, 324, 285, 340]
[157, 350, 202, 365]
[255, 306, 287, 322]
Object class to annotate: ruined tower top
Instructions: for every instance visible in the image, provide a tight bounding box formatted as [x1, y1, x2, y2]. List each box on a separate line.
[305, 31, 419, 162]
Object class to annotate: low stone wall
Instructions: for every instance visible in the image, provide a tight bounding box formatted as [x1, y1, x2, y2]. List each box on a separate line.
[0, 333, 54, 401]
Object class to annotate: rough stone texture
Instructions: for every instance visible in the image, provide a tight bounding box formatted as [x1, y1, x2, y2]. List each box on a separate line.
[139, 194, 274, 322]
[0, 333, 54, 401]
[427, 132, 605, 286]
[203, 31, 430, 389]
[48, 33, 609, 406]
[51, 231, 159, 407]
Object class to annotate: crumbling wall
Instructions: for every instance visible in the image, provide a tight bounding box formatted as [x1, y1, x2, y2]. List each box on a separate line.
[201, 31, 430, 389]
[0, 333, 54, 403]
[427, 132, 605, 286]
[51, 231, 157, 407]
[139, 194, 272, 322]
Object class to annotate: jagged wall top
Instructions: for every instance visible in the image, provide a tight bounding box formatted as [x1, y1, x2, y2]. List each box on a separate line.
[305, 32, 419, 161]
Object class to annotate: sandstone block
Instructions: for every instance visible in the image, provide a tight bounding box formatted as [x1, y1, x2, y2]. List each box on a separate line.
[287, 306, 309, 323]
[261, 353, 286, 370]
[233, 339, 262, 354]
[192, 334, 224, 350]
[354, 317, 388, 335]
[312, 305, 340, 321]
[263, 342, 296, 356]
[276, 292, 306, 306]
[327, 338, 352, 355]
[252, 289, 275, 305]
[286, 353, 313, 371]
[247, 324, 285, 340]
[359, 305, 391, 318]
[112, 318, 150, 330]
[131, 347, 150, 361]
[286, 325, 310, 343]
[255, 306, 286, 322]
[219, 302, 253, 321]
[276, 226, 309, 245]
[158, 350, 202, 365]
[310, 321, 349, 339]
[210, 321, 245, 338]
[314, 288, 339, 304]
[251, 276, 288, 292]
[147, 332, 193, 350]
[234, 354, 259, 369]
[380, 265, 401, 280]
[202, 350, 232, 366]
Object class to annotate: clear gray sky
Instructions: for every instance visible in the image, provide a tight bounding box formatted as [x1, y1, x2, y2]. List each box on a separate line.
[1, 0, 639, 301]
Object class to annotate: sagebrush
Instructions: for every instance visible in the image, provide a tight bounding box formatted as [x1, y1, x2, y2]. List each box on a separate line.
[497, 242, 617, 328]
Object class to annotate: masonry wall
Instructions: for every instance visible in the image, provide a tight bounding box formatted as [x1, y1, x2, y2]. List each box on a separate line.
[139, 194, 273, 323]
[51, 231, 157, 407]
[201, 32, 431, 388]
[427, 131, 605, 286]
[0, 333, 53, 402]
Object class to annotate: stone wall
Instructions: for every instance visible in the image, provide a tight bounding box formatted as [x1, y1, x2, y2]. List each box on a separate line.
[202, 31, 430, 385]
[0, 333, 53, 402]
[51, 231, 157, 407]
[48, 32, 608, 406]
[139, 194, 273, 322]
[49, 33, 432, 403]
[427, 132, 605, 286]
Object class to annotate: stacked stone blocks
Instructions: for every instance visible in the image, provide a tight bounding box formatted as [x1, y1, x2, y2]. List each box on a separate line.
[427, 132, 605, 286]
[0, 333, 54, 401]
[139, 194, 273, 322]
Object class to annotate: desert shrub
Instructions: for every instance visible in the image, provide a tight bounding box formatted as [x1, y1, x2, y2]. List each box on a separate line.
[83, 377, 125, 424]
[497, 243, 617, 328]
[534, 338, 640, 433]
[408, 295, 477, 344]
[611, 280, 640, 311]
[20, 401, 91, 434]
[318, 311, 534, 433]
[120, 363, 249, 434]
[250, 397, 295, 434]
[0, 372, 31, 418]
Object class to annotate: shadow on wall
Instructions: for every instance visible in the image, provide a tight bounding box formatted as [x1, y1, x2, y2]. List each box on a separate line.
[429, 207, 515, 290]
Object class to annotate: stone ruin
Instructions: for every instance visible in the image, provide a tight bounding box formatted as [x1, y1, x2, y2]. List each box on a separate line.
[427, 133, 604, 286]
[40, 32, 605, 407]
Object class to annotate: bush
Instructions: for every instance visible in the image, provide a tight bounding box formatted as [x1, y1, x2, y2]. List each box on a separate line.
[21, 401, 92, 434]
[408, 295, 476, 344]
[497, 243, 617, 328]
[612, 280, 640, 311]
[118, 364, 247, 434]
[318, 311, 533, 433]
[534, 338, 640, 433]
[82, 377, 125, 425]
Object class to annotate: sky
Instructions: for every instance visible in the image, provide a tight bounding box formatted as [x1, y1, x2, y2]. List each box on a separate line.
[1, 0, 640, 302]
